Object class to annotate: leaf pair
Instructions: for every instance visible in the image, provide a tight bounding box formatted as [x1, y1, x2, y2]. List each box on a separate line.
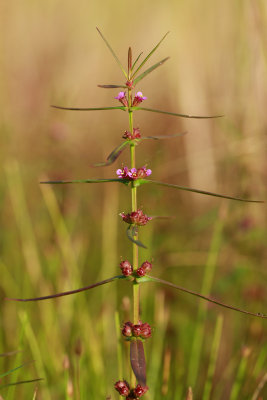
[7, 275, 267, 319]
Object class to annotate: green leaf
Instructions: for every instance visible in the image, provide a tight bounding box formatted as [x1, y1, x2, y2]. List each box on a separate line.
[40, 178, 124, 185]
[133, 57, 170, 85]
[97, 84, 127, 89]
[132, 32, 169, 78]
[131, 52, 143, 72]
[0, 378, 43, 390]
[147, 180, 264, 203]
[93, 141, 129, 167]
[0, 361, 34, 379]
[6, 276, 125, 302]
[126, 226, 147, 249]
[142, 132, 186, 140]
[96, 27, 128, 79]
[51, 105, 126, 112]
[146, 276, 267, 318]
[136, 107, 223, 119]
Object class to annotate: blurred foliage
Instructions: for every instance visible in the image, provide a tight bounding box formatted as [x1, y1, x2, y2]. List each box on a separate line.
[0, 1, 266, 399]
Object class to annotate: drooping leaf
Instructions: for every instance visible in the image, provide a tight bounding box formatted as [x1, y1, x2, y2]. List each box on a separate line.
[40, 178, 124, 185]
[147, 180, 264, 203]
[132, 32, 169, 78]
[0, 378, 43, 390]
[146, 276, 267, 318]
[131, 52, 143, 72]
[142, 132, 186, 140]
[133, 57, 170, 86]
[130, 339, 147, 386]
[93, 141, 129, 167]
[126, 226, 147, 249]
[51, 105, 126, 112]
[96, 27, 128, 78]
[97, 84, 127, 89]
[136, 107, 223, 119]
[6, 276, 125, 302]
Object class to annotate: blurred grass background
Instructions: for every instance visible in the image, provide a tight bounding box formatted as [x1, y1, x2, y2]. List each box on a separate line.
[0, 1, 266, 399]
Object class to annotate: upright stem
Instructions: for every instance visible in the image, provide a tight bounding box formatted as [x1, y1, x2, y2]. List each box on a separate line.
[128, 89, 140, 327]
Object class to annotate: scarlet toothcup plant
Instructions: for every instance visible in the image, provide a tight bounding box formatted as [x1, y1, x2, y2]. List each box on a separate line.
[8, 28, 266, 399]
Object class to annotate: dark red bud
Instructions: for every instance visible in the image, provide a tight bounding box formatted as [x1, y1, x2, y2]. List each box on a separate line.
[136, 267, 146, 277]
[134, 384, 148, 397]
[132, 324, 142, 337]
[122, 321, 133, 337]
[141, 261, 152, 272]
[114, 380, 130, 396]
[140, 322, 152, 339]
[120, 260, 133, 276]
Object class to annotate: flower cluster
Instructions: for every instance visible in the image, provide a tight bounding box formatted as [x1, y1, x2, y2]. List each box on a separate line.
[123, 127, 141, 140]
[115, 91, 147, 107]
[116, 166, 152, 180]
[120, 209, 152, 226]
[114, 381, 148, 399]
[120, 260, 133, 276]
[137, 261, 152, 277]
[119, 260, 152, 277]
[122, 321, 152, 339]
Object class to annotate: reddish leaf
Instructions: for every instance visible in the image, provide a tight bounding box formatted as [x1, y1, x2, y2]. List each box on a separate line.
[130, 339, 147, 386]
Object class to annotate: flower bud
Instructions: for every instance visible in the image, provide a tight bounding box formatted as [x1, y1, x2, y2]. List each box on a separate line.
[134, 384, 148, 397]
[140, 322, 152, 339]
[132, 324, 142, 337]
[114, 380, 130, 396]
[122, 321, 133, 337]
[120, 210, 152, 226]
[136, 267, 146, 277]
[120, 260, 133, 276]
[141, 261, 152, 273]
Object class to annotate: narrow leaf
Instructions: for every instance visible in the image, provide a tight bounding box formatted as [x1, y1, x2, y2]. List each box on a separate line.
[6, 276, 125, 302]
[51, 105, 126, 112]
[142, 132, 186, 140]
[93, 141, 129, 167]
[132, 32, 169, 78]
[126, 226, 147, 249]
[132, 52, 143, 72]
[96, 27, 128, 78]
[0, 350, 21, 357]
[0, 361, 34, 379]
[136, 107, 223, 119]
[147, 276, 267, 318]
[98, 84, 127, 89]
[40, 178, 124, 185]
[133, 57, 170, 85]
[148, 180, 264, 203]
[130, 340, 147, 386]
[0, 378, 43, 390]
[128, 47, 132, 75]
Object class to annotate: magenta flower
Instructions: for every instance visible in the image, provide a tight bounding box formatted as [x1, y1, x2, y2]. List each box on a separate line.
[123, 127, 141, 140]
[132, 91, 147, 107]
[116, 166, 151, 180]
[115, 91, 128, 107]
[119, 209, 152, 226]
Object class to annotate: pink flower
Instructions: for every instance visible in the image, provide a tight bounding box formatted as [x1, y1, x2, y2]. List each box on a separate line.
[120, 209, 152, 226]
[115, 91, 128, 107]
[116, 166, 151, 180]
[132, 91, 147, 107]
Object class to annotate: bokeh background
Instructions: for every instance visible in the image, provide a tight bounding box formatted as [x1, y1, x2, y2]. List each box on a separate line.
[0, 1, 266, 399]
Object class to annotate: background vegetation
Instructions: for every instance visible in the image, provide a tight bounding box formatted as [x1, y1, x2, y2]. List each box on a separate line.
[0, 1, 266, 399]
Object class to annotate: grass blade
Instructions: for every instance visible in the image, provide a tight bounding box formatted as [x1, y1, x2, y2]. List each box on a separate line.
[148, 180, 264, 203]
[0, 361, 34, 379]
[93, 141, 129, 167]
[136, 107, 223, 119]
[97, 84, 127, 89]
[132, 32, 169, 78]
[0, 378, 43, 390]
[133, 57, 170, 85]
[142, 132, 186, 140]
[51, 105, 126, 112]
[130, 340, 147, 386]
[146, 276, 267, 318]
[96, 27, 128, 78]
[6, 276, 125, 301]
[40, 178, 124, 185]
